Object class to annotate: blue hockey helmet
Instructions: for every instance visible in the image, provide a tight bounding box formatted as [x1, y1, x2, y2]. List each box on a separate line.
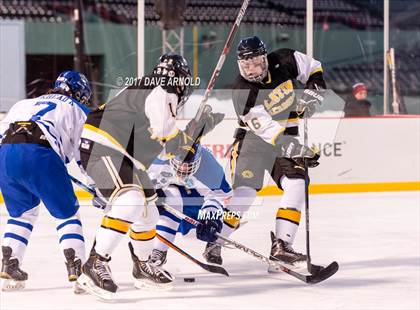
[170, 144, 202, 179]
[54, 70, 92, 105]
[237, 36, 268, 82]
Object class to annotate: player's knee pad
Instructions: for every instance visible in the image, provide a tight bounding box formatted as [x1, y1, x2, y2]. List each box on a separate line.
[107, 189, 147, 223]
[280, 177, 305, 211]
[131, 202, 159, 232]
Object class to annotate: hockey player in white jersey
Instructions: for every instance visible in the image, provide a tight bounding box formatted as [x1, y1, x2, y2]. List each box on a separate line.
[134, 143, 231, 287]
[77, 53, 224, 298]
[0, 71, 92, 291]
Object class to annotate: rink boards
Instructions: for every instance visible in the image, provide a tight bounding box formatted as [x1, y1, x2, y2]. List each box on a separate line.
[0, 116, 419, 204]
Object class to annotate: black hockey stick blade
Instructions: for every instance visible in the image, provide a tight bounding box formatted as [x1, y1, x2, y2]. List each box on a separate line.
[306, 261, 339, 284]
[308, 263, 325, 275]
[156, 234, 229, 277]
[198, 261, 230, 277]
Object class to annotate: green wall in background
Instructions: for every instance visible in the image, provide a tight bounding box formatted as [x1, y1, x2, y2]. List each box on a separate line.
[24, 21, 419, 113]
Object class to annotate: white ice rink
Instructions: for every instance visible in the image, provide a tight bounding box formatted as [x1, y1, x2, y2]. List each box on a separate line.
[1, 191, 419, 310]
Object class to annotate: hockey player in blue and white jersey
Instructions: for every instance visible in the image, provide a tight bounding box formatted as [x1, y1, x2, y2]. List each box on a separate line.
[134, 143, 231, 287]
[0, 71, 92, 291]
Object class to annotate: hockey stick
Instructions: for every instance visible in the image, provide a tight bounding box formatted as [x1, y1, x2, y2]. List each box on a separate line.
[70, 175, 111, 212]
[70, 175, 96, 196]
[387, 48, 400, 114]
[302, 114, 314, 273]
[162, 203, 338, 284]
[69, 177, 229, 276]
[302, 111, 327, 275]
[156, 233, 229, 277]
[186, 0, 251, 136]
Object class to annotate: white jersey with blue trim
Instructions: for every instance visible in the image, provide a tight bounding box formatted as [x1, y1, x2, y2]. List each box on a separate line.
[0, 94, 90, 163]
[148, 148, 232, 210]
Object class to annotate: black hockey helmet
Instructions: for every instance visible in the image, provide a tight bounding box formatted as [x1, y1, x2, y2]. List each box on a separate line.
[153, 53, 192, 112]
[237, 36, 268, 82]
[237, 36, 267, 60]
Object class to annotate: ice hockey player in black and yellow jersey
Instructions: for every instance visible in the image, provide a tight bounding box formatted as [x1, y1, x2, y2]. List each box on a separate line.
[76, 53, 224, 298]
[207, 36, 325, 270]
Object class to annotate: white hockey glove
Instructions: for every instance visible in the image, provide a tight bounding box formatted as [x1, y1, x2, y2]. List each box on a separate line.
[296, 88, 325, 118]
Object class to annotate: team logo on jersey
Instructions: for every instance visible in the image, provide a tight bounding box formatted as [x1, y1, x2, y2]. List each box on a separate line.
[80, 138, 92, 151]
[242, 170, 254, 178]
[161, 171, 173, 178]
[264, 80, 295, 116]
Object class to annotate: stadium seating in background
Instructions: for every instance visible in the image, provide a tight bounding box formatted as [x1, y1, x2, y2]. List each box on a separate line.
[326, 49, 420, 95]
[0, 0, 384, 28]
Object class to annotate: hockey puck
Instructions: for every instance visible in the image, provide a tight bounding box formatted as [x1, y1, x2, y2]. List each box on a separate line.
[183, 277, 195, 283]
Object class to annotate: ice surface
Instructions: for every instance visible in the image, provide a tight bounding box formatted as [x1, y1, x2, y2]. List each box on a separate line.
[1, 191, 419, 310]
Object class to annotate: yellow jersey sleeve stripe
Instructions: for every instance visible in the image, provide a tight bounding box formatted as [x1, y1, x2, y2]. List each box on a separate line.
[83, 124, 124, 149]
[154, 128, 180, 142]
[276, 208, 301, 224]
[129, 228, 157, 241]
[309, 68, 323, 76]
[101, 216, 132, 234]
[270, 127, 286, 146]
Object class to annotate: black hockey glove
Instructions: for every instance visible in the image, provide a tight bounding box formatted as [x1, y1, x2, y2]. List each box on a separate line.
[185, 105, 224, 141]
[278, 136, 320, 168]
[165, 130, 196, 161]
[296, 88, 325, 118]
[196, 211, 223, 243]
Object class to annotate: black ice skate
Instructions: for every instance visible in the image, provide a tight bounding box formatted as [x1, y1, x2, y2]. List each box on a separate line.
[203, 242, 223, 265]
[268, 231, 307, 272]
[129, 242, 173, 290]
[63, 248, 85, 294]
[149, 249, 167, 267]
[0, 246, 28, 291]
[76, 248, 117, 300]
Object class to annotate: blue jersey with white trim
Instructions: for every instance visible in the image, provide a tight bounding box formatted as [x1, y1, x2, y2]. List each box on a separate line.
[0, 94, 89, 163]
[148, 147, 232, 211]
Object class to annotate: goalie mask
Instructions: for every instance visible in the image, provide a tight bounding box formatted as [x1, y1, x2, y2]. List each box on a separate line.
[237, 36, 268, 83]
[153, 53, 192, 113]
[170, 144, 202, 181]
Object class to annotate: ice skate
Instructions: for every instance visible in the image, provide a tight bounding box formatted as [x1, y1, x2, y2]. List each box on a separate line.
[149, 249, 167, 267]
[63, 248, 85, 294]
[77, 248, 117, 300]
[0, 246, 28, 291]
[129, 242, 173, 290]
[203, 242, 223, 265]
[268, 232, 307, 273]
